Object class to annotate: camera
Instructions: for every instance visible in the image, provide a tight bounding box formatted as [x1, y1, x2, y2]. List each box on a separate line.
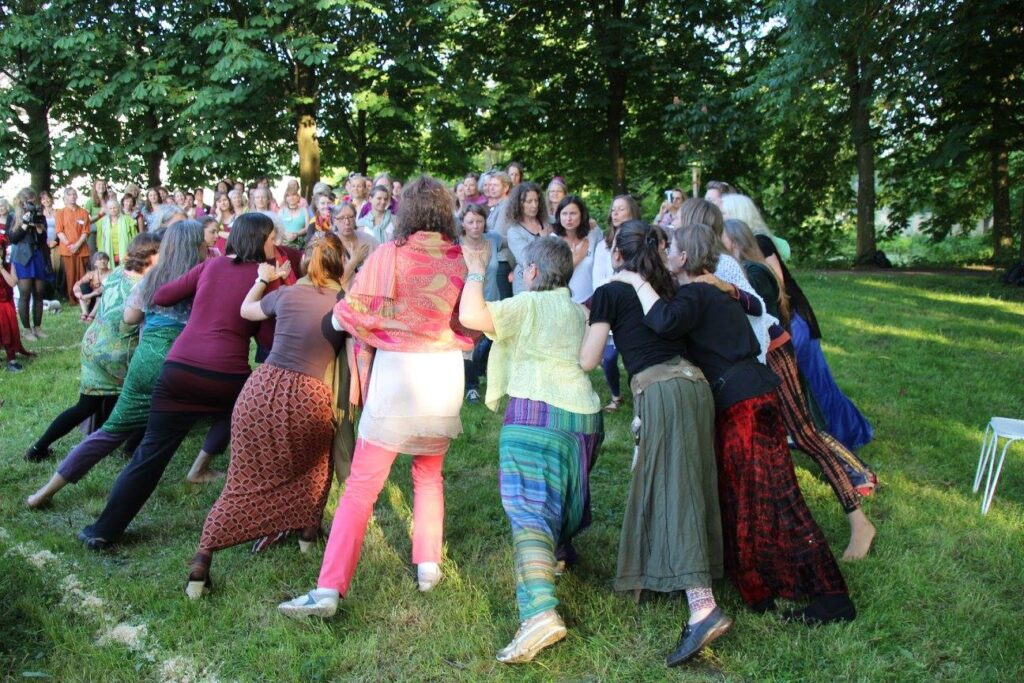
[21, 201, 44, 230]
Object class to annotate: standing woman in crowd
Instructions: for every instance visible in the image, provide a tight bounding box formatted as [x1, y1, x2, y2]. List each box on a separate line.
[213, 192, 235, 252]
[55, 187, 92, 306]
[592, 194, 642, 412]
[84, 178, 110, 251]
[580, 220, 729, 666]
[357, 185, 394, 243]
[142, 188, 161, 231]
[10, 188, 51, 341]
[307, 193, 334, 238]
[551, 196, 601, 306]
[620, 222, 856, 625]
[77, 215, 280, 550]
[23, 233, 161, 463]
[26, 222, 215, 507]
[721, 193, 875, 457]
[458, 203, 502, 403]
[506, 161, 524, 187]
[0, 197, 12, 234]
[122, 193, 147, 235]
[278, 175, 474, 618]
[39, 191, 63, 286]
[506, 182, 547, 295]
[186, 234, 350, 598]
[459, 236, 603, 664]
[332, 202, 376, 281]
[717, 218, 875, 559]
[278, 186, 308, 248]
[544, 178, 567, 226]
[96, 197, 138, 266]
[228, 188, 247, 220]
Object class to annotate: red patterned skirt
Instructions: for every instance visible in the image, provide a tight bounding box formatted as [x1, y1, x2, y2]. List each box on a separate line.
[715, 392, 848, 606]
[0, 296, 29, 360]
[198, 363, 335, 552]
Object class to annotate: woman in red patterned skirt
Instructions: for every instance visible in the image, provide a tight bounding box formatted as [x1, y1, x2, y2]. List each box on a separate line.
[186, 234, 350, 599]
[614, 222, 855, 625]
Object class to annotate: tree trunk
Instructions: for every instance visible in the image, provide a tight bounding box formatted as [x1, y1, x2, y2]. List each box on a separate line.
[990, 137, 1011, 262]
[23, 98, 53, 194]
[604, 0, 628, 195]
[141, 109, 163, 187]
[848, 56, 876, 265]
[356, 109, 368, 175]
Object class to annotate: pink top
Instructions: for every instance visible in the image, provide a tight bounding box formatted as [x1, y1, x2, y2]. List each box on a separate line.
[333, 231, 475, 353]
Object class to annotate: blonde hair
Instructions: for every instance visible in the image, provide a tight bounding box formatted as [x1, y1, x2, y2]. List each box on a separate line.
[720, 193, 770, 235]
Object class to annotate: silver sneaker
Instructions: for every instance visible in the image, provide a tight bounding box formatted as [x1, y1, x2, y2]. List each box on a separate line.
[277, 589, 339, 619]
[496, 610, 567, 664]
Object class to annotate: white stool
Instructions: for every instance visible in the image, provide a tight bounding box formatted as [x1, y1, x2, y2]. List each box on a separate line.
[973, 417, 1024, 514]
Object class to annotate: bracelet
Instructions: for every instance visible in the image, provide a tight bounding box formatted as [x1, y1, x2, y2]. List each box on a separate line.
[465, 273, 485, 283]
[255, 278, 270, 287]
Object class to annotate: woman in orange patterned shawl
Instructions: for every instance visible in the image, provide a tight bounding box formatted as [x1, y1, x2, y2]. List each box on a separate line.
[279, 175, 476, 619]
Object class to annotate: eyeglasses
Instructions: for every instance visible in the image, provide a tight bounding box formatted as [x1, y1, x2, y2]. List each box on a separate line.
[335, 216, 355, 222]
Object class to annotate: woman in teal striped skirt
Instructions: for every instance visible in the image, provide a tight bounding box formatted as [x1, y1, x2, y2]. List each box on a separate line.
[459, 236, 603, 665]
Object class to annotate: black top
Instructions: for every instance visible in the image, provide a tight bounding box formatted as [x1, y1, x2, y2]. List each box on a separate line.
[589, 281, 680, 376]
[756, 234, 821, 339]
[743, 260, 781, 321]
[644, 282, 780, 411]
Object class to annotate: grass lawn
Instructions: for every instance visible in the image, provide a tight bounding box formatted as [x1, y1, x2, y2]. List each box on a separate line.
[1, 270, 1023, 682]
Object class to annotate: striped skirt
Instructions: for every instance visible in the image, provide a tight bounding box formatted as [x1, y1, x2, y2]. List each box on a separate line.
[499, 398, 603, 620]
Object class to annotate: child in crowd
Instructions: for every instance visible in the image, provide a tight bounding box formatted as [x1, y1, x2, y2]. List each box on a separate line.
[73, 252, 112, 321]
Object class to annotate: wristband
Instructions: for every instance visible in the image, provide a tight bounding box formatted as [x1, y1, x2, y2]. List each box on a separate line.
[255, 277, 270, 287]
[465, 273, 485, 283]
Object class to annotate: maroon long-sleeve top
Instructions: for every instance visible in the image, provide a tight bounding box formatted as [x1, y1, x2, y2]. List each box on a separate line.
[153, 256, 274, 375]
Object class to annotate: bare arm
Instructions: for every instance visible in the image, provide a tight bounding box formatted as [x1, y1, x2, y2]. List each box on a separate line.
[123, 305, 145, 325]
[579, 321, 610, 371]
[239, 262, 277, 321]
[458, 248, 495, 334]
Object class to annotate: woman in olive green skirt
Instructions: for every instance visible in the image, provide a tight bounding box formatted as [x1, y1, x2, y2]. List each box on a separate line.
[580, 220, 731, 667]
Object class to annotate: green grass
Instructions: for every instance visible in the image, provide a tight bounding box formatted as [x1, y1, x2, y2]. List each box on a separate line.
[2, 271, 1023, 682]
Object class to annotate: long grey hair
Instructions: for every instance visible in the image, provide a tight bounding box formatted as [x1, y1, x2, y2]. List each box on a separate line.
[140, 220, 207, 311]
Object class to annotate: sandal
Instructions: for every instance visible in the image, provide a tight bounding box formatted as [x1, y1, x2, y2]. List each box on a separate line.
[603, 396, 624, 413]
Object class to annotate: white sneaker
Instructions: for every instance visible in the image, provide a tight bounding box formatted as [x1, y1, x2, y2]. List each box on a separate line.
[277, 589, 339, 619]
[417, 562, 442, 592]
[496, 610, 567, 664]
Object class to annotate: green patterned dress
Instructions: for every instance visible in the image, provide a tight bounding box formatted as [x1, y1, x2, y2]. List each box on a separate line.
[79, 268, 143, 395]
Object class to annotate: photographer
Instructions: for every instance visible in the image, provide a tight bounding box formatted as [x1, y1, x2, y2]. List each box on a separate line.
[9, 187, 50, 341]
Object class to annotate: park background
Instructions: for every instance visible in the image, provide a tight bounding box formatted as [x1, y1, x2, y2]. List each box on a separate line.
[3, 1, 1024, 681]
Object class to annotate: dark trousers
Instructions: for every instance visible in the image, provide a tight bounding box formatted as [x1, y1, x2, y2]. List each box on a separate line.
[497, 261, 513, 300]
[83, 409, 233, 541]
[36, 393, 114, 451]
[463, 336, 493, 392]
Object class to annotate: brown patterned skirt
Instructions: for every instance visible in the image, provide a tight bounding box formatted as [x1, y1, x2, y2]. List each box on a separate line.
[198, 363, 335, 553]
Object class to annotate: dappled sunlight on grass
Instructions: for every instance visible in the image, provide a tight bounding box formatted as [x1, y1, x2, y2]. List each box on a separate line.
[856, 278, 1024, 316]
[841, 318, 954, 346]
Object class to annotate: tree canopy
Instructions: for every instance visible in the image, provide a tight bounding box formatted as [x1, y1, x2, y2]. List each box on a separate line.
[2, 0, 1021, 261]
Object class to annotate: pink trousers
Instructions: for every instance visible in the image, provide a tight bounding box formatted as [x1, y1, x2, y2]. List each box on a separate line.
[317, 438, 446, 595]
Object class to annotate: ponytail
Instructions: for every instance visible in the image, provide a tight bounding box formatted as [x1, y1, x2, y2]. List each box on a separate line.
[613, 220, 676, 300]
[304, 232, 346, 288]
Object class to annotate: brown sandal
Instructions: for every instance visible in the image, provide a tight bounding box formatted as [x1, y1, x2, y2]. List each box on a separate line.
[604, 396, 624, 412]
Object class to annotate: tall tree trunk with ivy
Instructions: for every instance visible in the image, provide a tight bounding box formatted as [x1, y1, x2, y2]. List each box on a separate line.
[848, 55, 876, 265]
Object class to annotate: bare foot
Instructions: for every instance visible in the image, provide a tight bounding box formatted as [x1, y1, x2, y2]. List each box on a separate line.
[26, 490, 52, 509]
[187, 469, 225, 484]
[842, 509, 876, 560]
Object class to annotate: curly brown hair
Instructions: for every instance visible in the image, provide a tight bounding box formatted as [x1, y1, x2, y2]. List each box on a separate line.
[392, 175, 458, 245]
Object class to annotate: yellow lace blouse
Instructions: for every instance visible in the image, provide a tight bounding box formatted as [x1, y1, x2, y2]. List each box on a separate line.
[484, 288, 601, 415]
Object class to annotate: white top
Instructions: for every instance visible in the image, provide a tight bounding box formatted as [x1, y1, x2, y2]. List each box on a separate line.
[592, 239, 614, 290]
[565, 227, 602, 304]
[714, 253, 777, 364]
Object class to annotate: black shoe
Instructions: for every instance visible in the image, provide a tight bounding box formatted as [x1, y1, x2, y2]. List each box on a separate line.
[24, 444, 53, 462]
[781, 594, 856, 626]
[77, 529, 112, 551]
[5, 361, 23, 372]
[750, 597, 777, 614]
[665, 606, 733, 667]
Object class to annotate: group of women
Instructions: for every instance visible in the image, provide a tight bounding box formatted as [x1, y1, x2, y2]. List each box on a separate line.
[13, 168, 879, 668]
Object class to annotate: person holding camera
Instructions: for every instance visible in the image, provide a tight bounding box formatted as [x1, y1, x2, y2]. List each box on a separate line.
[55, 187, 92, 305]
[8, 187, 50, 341]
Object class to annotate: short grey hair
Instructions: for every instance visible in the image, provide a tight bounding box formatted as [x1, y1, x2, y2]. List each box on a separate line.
[522, 235, 573, 292]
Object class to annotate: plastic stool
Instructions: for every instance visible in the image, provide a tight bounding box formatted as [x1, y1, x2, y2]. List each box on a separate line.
[973, 417, 1024, 514]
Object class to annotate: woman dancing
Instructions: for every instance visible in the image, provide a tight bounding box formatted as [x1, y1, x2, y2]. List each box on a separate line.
[77, 214, 280, 550]
[278, 175, 474, 618]
[580, 220, 730, 666]
[460, 236, 603, 664]
[617, 223, 856, 626]
[186, 234, 350, 598]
